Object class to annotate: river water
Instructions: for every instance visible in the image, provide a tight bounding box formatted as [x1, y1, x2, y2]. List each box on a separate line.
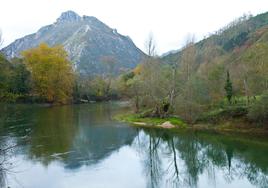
[0, 102, 267, 188]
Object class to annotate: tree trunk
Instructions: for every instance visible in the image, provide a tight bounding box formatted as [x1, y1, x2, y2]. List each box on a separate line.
[134, 95, 139, 113]
[243, 79, 250, 105]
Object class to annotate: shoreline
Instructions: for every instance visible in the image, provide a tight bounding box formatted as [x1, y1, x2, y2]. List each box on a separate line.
[115, 113, 268, 136]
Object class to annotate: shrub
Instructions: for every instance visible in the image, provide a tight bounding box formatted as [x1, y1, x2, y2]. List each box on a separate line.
[248, 93, 268, 124]
[197, 105, 248, 123]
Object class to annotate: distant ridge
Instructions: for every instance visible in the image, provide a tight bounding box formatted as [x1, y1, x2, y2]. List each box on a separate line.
[1, 10, 145, 74]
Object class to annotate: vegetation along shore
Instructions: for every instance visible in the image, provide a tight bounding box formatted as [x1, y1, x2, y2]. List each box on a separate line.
[0, 12, 267, 132]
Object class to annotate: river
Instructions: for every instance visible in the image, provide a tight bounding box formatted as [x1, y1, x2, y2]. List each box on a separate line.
[0, 102, 268, 188]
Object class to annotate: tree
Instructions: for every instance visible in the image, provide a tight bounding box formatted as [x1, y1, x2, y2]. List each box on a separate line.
[224, 70, 233, 104]
[248, 92, 268, 124]
[139, 35, 173, 117]
[175, 36, 200, 123]
[117, 71, 140, 111]
[198, 61, 225, 104]
[233, 42, 268, 104]
[0, 53, 31, 102]
[22, 43, 75, 104]
[145, 33, 157, 57]
[100, 56, 117, 99]
[9, 58, 30, 94]
[126, 75, 143, 113]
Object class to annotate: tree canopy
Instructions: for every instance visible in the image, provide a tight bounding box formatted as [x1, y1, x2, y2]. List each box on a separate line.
[22, 43, 75, 104]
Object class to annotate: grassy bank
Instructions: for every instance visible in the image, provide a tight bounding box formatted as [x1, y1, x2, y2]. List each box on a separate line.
[114, 113, 187, 128]
[115, 111, 268, 135]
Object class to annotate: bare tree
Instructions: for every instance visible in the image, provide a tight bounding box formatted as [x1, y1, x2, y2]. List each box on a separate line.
[180, 35, 197, 82]
[175, 35, 199, 123]
[145, 33, 157, 57]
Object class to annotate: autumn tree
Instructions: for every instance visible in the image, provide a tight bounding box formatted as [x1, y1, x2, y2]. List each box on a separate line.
[22, 43, 75, 104]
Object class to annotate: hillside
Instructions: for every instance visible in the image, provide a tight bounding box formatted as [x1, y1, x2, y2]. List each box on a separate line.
[162, 12, 268, 65]
[1, 11, 145, 75]
[114, 11, 268, 125]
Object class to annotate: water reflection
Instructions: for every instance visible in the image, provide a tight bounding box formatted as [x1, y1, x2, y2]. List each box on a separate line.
[134, 129, 268, 188]
[0, 103, 268, 188]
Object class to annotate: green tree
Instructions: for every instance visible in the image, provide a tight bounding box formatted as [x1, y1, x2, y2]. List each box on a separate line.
[9, 58, 30, 94]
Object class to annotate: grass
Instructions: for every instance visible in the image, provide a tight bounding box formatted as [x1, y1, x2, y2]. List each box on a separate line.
[114, 113, 187, 128]
[114, 112, 268, 135]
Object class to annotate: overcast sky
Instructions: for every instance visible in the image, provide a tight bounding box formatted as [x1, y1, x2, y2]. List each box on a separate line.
[0, 0, 268, 54]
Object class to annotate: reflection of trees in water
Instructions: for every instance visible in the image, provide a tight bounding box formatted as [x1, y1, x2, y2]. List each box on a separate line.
[0, 105, 30, 187]
[0, 103, 137, 186]
[1, 104, 268, 187]
[146, 131, 162, 188]
[27, 106, 77, 166]
[134, 129, 268, 188]
[25, 103, 138, 169]
[0, 168, 6, 188]
[64, 125, 138, 169]
[0, 139, 20, 188]
[0, 147, 7, 188]
[134, 130, 172, 188]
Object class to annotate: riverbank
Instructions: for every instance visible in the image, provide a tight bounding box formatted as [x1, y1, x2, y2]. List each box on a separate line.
[115, 113, 268, 135]
[115, 113, 187, 128]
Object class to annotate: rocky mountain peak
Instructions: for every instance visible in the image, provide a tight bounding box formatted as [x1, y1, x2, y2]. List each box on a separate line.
[56, 10, 81, 23]
[1, 10, 145, 75]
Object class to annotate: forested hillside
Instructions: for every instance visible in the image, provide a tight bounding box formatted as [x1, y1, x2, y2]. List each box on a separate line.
[118, 13, 268, 126]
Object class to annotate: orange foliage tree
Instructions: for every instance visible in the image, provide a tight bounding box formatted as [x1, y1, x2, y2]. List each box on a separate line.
[22, 43, 75, 104]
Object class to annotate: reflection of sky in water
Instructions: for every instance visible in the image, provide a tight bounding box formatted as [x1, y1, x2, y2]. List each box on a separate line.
[1, 103, 268, 188]
[7, 146, 146, 188]
[6, 132, 256, 188]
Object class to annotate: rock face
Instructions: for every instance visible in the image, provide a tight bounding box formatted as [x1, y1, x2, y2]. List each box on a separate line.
[1, 10, 145, 74]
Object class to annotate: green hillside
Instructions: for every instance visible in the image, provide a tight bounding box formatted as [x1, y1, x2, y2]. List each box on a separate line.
[117, 12, 268, 125]
[162, 12, 268, 63]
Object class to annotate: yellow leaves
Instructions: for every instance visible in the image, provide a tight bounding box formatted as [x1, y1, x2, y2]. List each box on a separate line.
[22, 43, 74, 104]
[133, 64, 143, 75]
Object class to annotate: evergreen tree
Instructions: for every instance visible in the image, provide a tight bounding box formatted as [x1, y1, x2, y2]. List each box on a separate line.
[224, 70, 233, 104]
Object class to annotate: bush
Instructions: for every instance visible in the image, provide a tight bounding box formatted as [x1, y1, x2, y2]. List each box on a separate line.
[0, 92, 21, 103]
[248, 93, 268, 124]
[197, 105, 248, 123]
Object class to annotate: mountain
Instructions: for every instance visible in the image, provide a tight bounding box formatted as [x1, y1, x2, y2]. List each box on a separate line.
[1, 11, 145, 74]
[161, 12, 268, 65]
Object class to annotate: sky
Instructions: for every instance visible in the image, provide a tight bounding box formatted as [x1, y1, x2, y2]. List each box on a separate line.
[0, 0, 268, 55]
